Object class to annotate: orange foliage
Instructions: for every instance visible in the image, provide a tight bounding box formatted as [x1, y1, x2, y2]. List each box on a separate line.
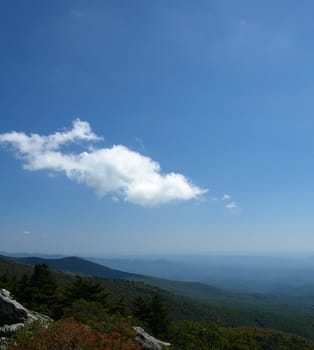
[7, 318, 141, 350]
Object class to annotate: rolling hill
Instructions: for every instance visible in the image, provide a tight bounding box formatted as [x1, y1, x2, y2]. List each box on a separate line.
[13, 255, 141, 280]
[2, 255, 314, 340]
[4, 254, 314, 316]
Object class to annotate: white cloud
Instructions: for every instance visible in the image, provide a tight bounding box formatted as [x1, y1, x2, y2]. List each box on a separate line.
[225, 201, 240, 213]
[0, 119, 206, 207]
[222, 194, 231, 200]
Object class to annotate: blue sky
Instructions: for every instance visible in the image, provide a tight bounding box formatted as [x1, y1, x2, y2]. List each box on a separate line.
[1, 0, 314, 255]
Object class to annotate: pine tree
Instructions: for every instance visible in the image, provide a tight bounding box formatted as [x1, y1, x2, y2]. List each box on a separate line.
[110, 296, 129, 316]
[28, 264, 58, 308]
[148, 294, 169, 336]
[132, 294, 169, 337]
[64, 275, 108, 306]
[13, 264, 58, 317]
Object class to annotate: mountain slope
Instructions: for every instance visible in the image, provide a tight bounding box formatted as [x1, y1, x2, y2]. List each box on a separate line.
[8, 255, 314, 315]
[13, 256, 141, 280]
[2, 255, 314, 340]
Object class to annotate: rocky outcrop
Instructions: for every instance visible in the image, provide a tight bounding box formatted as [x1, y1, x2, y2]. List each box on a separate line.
[0, 289, 51, 337]
[133, 326, 171, 350]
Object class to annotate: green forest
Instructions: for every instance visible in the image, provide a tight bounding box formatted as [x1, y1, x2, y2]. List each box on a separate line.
[1, 256, 314, 349]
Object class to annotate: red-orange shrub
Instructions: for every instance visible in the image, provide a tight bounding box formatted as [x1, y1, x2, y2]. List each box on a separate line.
[7, 318, 141, 350]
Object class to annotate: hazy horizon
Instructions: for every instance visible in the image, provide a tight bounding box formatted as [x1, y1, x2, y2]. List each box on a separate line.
[3, 249, 314, 259]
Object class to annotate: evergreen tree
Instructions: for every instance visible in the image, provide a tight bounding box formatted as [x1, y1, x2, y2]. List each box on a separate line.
[0, 272, 10, 288]
[110, 296, 130, 316]
[148, 294, 169, 336]
[13, 274, 31, 302]
[28, 264, 58, 307]
[13, 264, 58, 317]
[65, 275, 108, 306]
[132, 294, 169, 337]
[0, 271, 17, 291]
[132, 296, 149, 322]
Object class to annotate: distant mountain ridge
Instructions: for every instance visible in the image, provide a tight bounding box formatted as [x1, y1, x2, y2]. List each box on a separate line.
[3, 254, 314, 317]
[10, 256, 142, 280]
[88, 255, 314, 293]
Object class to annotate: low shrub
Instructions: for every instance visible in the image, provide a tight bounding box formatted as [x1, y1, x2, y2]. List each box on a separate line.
[7, 318, 141, 350]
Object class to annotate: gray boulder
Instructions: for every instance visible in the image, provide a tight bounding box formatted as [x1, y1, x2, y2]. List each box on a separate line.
[0, 289, 51, 337]
[133, 326, 171, 350]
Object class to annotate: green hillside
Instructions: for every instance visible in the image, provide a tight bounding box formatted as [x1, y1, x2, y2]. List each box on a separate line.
[2, 256, 314, 348]
[9, 255, 314, 316]
[2, 255, 314, 341]
[136, 276, 314, 315]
